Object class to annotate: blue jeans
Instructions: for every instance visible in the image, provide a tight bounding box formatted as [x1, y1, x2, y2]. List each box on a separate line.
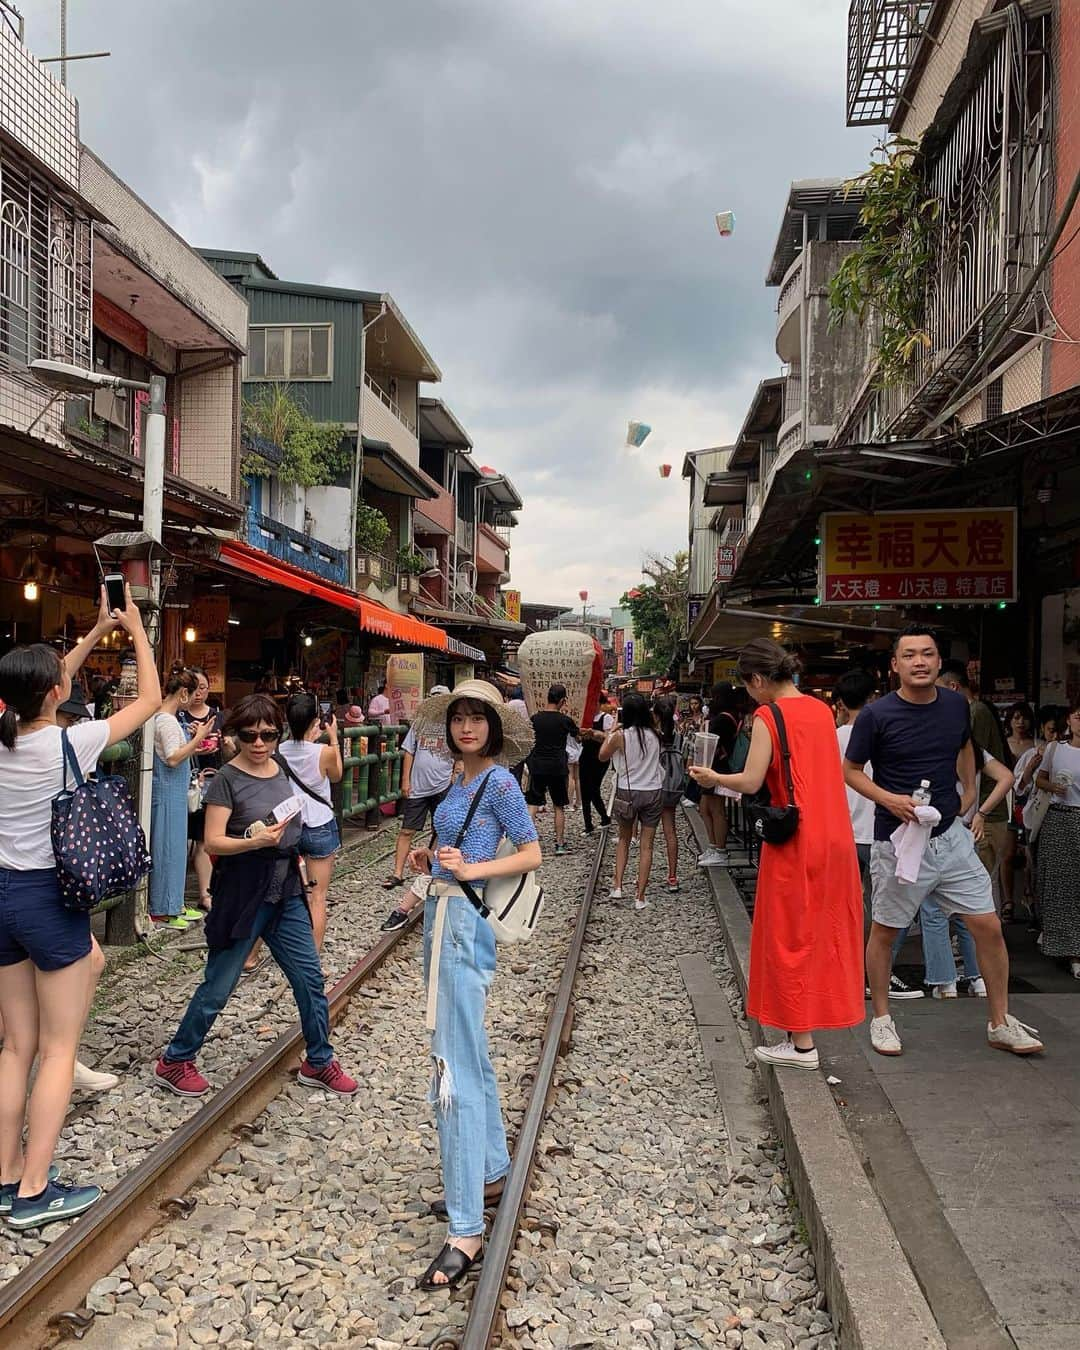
[423, 893, 510, 1239]
[165, 896, 332, 1066]
[891, 901, 981, 984]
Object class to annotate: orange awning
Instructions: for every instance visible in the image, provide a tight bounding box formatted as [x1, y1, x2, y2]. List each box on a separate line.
[218, 541, 449, 653]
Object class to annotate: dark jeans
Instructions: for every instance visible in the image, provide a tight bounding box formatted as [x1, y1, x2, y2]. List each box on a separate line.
[165, 895, 332, 1066]
[580, 754, 610, 831]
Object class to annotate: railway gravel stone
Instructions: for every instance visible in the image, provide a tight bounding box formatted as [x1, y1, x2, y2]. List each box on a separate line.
[5, 818, 833, 1347]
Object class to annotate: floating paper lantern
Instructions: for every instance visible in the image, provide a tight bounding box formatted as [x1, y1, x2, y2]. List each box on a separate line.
[658, 463, 672, 478]
[579, 589, 589, 602]
[626, 420, 652, 448]
[715, 210, 736, 236]
[517, 629, 597, 726]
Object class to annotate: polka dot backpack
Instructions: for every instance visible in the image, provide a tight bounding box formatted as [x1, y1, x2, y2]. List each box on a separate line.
[51, 729, 152, 911]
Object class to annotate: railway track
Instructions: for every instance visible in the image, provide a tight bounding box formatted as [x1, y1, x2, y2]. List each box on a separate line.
[0, 824, 610, 1349]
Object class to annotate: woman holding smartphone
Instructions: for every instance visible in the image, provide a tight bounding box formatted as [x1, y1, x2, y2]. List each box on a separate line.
[154, 694, 357, 1099]
[279, 692, 343, 951]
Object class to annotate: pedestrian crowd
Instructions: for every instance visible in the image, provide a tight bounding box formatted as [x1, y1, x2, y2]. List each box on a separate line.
[1, 599, 1075, 1296]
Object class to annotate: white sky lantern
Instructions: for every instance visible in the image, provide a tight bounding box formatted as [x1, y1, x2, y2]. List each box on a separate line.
[715, 210, 736, 236]
[626, 421, 652, 448]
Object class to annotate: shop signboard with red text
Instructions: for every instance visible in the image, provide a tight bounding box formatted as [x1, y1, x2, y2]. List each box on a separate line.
[819, 509, 1016, 605]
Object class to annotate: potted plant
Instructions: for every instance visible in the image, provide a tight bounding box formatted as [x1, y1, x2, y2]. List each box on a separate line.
[396, 545, 427, 596]
[355, 504, 391, 580]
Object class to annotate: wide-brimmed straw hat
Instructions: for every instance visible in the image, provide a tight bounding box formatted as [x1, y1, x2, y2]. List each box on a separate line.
[411, 678, 534, 765]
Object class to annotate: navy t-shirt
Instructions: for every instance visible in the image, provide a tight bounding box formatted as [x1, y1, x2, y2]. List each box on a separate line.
[844, 688, 971, 840]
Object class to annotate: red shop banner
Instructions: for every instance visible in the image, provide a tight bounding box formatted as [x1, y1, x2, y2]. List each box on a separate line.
[819, 508, 1017, 605]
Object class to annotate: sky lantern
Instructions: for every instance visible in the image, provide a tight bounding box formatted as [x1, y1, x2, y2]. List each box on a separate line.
[479, 464, 498, 476]
[627, 587, 642, 600]
[658, 463, 672, 478]
[715, 210, 736, 236]
[626, 420, 651, 448]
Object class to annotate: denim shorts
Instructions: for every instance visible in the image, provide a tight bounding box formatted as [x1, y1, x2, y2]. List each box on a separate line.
[299, 818, 341, 860]
[0, 867, 92, 972]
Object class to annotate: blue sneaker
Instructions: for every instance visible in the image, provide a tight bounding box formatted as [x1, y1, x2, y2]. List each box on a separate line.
[6, 1178, 101, 1230]
[0, 1164, 60, 1216]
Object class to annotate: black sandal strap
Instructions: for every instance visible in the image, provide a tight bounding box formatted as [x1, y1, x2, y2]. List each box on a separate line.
[417, 1240, 482, 1291]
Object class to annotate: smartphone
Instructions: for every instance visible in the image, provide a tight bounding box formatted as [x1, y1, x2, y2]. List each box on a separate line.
[103, 572, 126, 614]
[319, 700, 332, 726]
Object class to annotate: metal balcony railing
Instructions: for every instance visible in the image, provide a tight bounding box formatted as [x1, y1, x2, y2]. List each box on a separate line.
[244, 508, 348, 585]
[363, 372, 416, 435]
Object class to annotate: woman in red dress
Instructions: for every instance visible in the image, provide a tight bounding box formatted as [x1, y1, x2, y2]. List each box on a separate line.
[689, 638, 864, 1070]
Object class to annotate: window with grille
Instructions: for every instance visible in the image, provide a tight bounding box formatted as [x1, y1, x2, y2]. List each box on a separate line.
[0, 148, 91, 372]
[246, 324, 332, 380]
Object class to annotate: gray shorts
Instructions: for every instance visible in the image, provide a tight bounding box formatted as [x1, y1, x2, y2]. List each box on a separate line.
[870, 818, 994, 928]
[612, 789, 662, 828]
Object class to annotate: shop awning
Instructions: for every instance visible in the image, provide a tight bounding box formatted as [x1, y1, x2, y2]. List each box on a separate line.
[218, 541, 449, 653]
[362, 437, 438, 500]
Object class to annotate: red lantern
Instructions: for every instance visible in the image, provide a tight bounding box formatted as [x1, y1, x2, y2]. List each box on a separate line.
[578, 589, 589, 602]
[658, 464, 672, 479]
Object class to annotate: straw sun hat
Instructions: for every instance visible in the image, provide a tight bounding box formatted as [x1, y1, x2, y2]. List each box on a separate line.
[411, 678, 534, 766]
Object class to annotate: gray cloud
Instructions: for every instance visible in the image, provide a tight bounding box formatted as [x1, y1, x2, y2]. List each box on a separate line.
[24, 0, 874, 609]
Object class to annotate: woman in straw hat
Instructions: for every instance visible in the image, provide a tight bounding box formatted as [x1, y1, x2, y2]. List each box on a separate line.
[406, 679, 540, 1290]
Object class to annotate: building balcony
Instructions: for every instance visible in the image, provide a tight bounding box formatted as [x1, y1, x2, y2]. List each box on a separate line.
[475, 521, 509, 576]
[414, 480, 455, 536]
[244, 508, 348, 586]
[776, 255, 803, 364]
[364, 374, 419, 468]
[455, 517, 475, 557]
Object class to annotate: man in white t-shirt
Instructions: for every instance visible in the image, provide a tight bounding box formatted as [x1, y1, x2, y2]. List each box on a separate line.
[367, 682, 392, 727]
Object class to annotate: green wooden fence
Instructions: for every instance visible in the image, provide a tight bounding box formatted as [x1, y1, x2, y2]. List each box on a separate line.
[338, 723, 406, 821]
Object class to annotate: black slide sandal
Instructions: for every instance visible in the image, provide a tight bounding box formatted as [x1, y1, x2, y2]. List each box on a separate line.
[417, 1241, 483, 1291]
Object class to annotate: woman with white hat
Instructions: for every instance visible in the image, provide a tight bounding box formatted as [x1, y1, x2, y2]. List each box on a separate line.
[406, 679, 540, 1290]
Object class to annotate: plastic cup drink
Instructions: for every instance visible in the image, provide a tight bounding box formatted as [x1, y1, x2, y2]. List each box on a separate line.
[693, 732, 719, 769]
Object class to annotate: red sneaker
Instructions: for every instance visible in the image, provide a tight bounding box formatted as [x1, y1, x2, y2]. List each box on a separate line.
[154, 1057, 210, 1097]
[297, 1058, 357, 1097]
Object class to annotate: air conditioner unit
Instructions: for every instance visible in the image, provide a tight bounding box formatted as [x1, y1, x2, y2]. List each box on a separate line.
[419, 547, 439, 569]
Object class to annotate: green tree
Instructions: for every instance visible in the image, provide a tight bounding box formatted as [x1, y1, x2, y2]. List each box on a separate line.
[827, 137, 939, 387]
[620, 552, 689, 673]
[242, 384, 347, 488]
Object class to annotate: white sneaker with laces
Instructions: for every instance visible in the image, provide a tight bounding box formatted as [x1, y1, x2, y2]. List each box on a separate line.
[968, 977, 987, 997]
[72, 1060, 119, 1093]
[870, 1015, 903, 1056]
[697, 849, 718, 866]
[634, 897, 650, 911]
[754, 1040, 820, 1071]
[608, 887, 624, 901]
[932, 981, 958, 999]
[987, 1014, 1044, 1055]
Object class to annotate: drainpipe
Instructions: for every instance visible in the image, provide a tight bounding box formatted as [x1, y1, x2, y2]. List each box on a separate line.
[348, 301, 387, 590]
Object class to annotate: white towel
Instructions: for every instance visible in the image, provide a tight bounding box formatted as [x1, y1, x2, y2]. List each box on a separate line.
[890, 804, 942, 883]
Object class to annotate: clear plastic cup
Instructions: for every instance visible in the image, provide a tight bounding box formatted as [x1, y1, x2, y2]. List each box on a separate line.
[692, 731, 719, 768]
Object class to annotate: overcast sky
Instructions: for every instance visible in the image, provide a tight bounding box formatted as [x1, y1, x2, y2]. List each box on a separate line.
[24, 0, 874, 612]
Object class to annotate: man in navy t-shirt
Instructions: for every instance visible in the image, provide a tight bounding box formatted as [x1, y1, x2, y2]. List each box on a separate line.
[843, 627, 1043, 1060]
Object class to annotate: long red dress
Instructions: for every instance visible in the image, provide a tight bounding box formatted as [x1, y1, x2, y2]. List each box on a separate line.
[746, 695, 864, 1033]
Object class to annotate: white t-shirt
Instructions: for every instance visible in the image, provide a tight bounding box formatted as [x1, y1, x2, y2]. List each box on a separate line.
[368, 694, 391, 726]
[278, 739, 336, 827]
[837, 723, 875, 846]
[0, 720, 111, 870]
[1046, 740, 1080, 809]
[611, 727, 662, 792]
[154, 712, 185, 762]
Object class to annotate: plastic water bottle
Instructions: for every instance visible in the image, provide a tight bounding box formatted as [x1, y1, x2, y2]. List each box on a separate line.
[912, 779, 932, 807]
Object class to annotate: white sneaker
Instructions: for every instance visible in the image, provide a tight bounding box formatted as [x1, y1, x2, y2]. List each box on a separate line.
[633, 897, 650, 911]
[608, 887, 624, 901]
[1070, 961, 1080, 981]
[987, 1014, 1044, 1056]
[681, 797, 695, 809]
[697, 849, 719, 866]
[932, 981, 958, 999]
[72, 1060, 120, 1093]
[870, 1015, 903, 1057]
[968, 977, 987, 997]
[754, 1040, 819, 1071]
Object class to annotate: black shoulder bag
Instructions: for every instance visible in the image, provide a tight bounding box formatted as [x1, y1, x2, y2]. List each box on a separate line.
[448, 769, 496, 917]
[273, 751, 333, 810]
[746, 703, 800, 845]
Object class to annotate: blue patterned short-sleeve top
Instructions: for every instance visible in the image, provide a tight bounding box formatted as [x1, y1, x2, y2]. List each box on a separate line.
[431, 765, 538, 884]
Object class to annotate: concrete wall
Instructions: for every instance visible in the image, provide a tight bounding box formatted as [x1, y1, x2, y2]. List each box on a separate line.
[305, 485, 352, 552]
[805, 241, 865, 438]
[80, 149, 248, 351]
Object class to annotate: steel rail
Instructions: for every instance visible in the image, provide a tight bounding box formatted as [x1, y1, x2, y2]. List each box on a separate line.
[449, 824, 610, 1350]
[0, 911, 422, 1349]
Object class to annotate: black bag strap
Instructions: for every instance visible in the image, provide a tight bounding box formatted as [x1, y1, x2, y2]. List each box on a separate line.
[448, 769, 496, 918]
[273, 750, 333, 811]
[768, 703, 796, 808]
[59, 728, 85, 795]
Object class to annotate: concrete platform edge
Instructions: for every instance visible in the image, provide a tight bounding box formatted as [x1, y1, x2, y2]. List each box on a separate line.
[683, 810, 945, 1350]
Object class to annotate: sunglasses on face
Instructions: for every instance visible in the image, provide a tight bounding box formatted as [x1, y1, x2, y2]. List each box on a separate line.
[236, 728, 280, 744]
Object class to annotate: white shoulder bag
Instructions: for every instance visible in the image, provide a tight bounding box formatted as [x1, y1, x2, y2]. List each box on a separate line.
[456, 771, 544, 944]
[1022, 742, 1056, 843]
